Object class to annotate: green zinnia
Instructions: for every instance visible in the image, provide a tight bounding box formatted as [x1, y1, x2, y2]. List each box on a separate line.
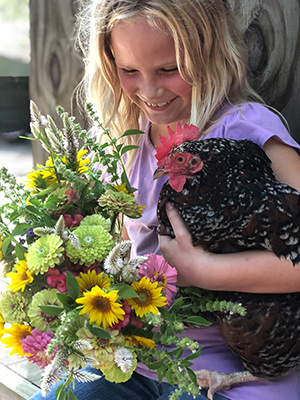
[28, 289, 63, 332]
[65, 225, 113, 266]
[0, 289, 31, 324]
[27, 234, 64, 274]
[98, 189, 143, 218]
[101, 349, 137, 383]
[80, 214, 111, 232]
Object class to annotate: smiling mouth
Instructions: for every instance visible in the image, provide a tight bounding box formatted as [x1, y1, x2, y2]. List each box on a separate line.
[145, 99, 175, 108]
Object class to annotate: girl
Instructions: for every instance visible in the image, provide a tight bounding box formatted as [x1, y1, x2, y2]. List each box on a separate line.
[30, 0, 300, 399]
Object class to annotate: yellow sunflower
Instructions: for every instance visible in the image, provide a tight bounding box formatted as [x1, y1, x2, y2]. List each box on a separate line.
[0, 313, 4, 338]
[126, 335, 156, 349]
[127, 277, 167, 318]
[7, 257, 33, 292]
[26, 158, 57, 190]
[76, 286, 125, 329]
[1, 323, 32, 356]
[75, 148, 90, 173]
[76, 270, 112, 295]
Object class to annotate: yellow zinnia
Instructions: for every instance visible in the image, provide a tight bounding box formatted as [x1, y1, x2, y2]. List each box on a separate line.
[76, 286, 125, 329]
[7, 258, 33, 292]
[1, 323, 32, 356]
[127, 277, 167, 318]
[76, 270, 112, 295]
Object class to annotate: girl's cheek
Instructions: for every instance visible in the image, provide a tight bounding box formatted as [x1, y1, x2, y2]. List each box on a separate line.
[118, 74, 136, 96]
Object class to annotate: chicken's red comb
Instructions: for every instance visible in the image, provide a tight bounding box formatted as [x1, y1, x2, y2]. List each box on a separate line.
[155, 122, 200, 166]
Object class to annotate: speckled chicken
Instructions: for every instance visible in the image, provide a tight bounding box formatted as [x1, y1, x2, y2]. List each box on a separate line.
[153, 122, 300, 399]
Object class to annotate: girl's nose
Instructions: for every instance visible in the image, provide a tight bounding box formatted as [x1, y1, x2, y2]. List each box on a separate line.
[139, 77, 165, 100]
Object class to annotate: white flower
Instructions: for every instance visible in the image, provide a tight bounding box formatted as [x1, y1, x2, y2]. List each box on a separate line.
[104, 256, 123, 275]
[122, 264, 138, 283]
[114, 347, 134, 373]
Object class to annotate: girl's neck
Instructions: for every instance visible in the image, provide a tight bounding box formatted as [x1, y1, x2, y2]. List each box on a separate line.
[150, 122, 177, 146]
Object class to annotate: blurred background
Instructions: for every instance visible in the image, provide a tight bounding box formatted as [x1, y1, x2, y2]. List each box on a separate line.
[0, 0, 32, 177]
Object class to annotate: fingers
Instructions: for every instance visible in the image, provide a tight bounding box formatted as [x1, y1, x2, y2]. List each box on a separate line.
[165, 202, 190, 239]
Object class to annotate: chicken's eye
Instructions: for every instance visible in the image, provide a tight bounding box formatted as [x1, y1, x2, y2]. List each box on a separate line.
[176, 155, 185, 164]
[190, 157, 199, 166]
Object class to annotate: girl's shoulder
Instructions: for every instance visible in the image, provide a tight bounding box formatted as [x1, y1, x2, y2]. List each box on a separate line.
[207, 102, 300, 150]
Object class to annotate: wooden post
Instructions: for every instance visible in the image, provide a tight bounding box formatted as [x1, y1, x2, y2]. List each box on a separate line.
[228, 0, 300, 142]
[29, 0, 84, 164]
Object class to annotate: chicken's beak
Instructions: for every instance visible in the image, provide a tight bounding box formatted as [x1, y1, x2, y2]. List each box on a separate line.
[153, 166, 166, 180]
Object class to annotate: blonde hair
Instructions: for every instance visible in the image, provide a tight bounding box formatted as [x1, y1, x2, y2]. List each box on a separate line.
[75, 0, 262, 164]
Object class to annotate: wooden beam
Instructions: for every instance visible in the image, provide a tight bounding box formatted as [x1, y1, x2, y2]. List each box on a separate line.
[29, 0, 84, 164]
[228, 0, 300, 142]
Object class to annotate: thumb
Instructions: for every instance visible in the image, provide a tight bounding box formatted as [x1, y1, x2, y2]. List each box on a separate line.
[165, 202, 190, 238]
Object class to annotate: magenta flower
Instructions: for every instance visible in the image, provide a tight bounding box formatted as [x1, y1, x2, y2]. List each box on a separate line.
[46, 268, 67, 292]
[138, 254, 177, 305]
[111, 300, 132, 331]
[63, 213, 84, 228]
[64, 188, 80, 204]
[21, 328, 56, 369]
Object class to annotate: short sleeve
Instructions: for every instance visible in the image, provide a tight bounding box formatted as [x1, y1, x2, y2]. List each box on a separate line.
[205, 103, 300, 152]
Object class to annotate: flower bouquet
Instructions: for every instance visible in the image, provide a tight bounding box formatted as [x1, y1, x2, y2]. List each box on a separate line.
[0, 102, 216, 400]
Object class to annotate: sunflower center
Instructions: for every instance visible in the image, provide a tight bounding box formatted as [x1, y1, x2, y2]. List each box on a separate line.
[93, 296, 111, 312]
[21, 272, 29, 281]
[136, 289, 152, 306]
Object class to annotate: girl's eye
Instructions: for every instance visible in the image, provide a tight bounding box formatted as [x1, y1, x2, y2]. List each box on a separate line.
[120, 68, 137, 74]
[162, 67, 178, 73]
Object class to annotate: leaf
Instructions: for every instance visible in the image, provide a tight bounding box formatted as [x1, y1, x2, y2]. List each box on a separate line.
[120, 145, 139, 155]
[39, 305, 64, 316]
[121, 129, 144, 137]
[186, 367, 197, 385]
[56, 293, 76, 309]
[66, 271, 80, 300]
[184, 316, 212, 326]
[88, 323, 111, 339]
[68, 390, 79, 400]
[168, 297, 184, 314]
[183, 286, 204, 296]
[184, 347, 203, 361]
[55, 384, 66, 400]
[166, 369, 175, 385]
[111, 283, 139, 299]
[15, 243, 26, 260]
[148, 360, 164, 370]
[12, 223, 31, 236]
[1, 237, 11, 256]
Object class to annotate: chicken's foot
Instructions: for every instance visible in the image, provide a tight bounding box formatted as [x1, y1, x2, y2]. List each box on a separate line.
[194, 369, 261, 400]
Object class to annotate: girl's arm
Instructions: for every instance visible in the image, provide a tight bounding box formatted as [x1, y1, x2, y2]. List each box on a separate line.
[158, 139, 300, 293]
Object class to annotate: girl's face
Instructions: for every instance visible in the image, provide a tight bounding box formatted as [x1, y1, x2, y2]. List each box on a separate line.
[111, 19, 192, 129]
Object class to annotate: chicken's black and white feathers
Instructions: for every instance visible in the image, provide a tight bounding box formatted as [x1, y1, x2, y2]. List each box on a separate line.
[155, 137, 300, 381]
[157, 138, 300, 265]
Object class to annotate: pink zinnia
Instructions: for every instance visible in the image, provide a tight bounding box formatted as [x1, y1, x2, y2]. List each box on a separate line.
[46, 268, 67, 292]
[138, 254, 177, 305]
[21, 328, 56, 369]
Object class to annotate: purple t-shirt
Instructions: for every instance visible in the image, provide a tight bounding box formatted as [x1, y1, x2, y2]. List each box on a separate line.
[124, 103, 300, 400]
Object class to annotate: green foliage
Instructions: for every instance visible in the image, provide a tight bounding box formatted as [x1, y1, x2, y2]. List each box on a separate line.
[0, 0, 29, 20]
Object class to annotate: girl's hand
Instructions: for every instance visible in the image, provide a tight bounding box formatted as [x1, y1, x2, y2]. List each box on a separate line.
[158, 202, 300, 293]
[158, 202, 210, 287]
